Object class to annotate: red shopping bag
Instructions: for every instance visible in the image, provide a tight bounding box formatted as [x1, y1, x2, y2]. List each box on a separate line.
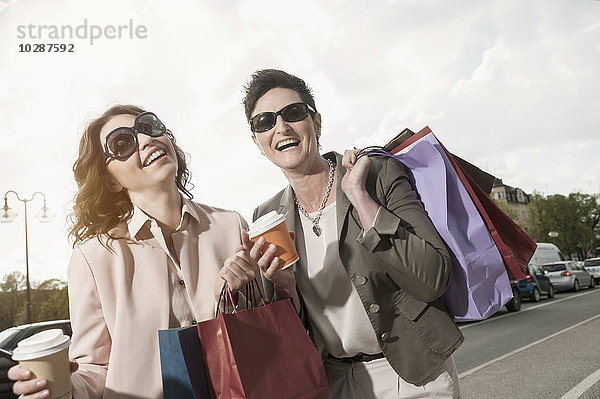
[385, 126, 534, 281]
[197, 282, 332, 399]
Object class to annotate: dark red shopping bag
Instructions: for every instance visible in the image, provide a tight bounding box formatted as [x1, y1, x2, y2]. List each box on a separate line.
[197, 283, 332, 399]
[385, 126, 535, 280]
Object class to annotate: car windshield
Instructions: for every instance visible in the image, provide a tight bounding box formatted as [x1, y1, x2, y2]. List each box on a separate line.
[584, 259, 600, 267]
[535, 249, 565, 264]
[541, 264, 567, 272]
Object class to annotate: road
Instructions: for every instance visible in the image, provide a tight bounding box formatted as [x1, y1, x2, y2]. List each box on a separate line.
[454, 287, 600, 399]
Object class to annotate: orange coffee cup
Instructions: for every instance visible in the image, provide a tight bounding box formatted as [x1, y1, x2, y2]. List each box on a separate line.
[249, 211, 299, 269]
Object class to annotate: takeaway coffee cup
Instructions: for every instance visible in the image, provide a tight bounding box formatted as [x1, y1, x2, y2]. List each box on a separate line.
[12, 329, 72, 399]
[249, 211, 299, 269]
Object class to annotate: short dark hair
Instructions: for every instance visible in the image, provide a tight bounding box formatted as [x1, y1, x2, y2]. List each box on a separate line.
[242, 69, 317, 121]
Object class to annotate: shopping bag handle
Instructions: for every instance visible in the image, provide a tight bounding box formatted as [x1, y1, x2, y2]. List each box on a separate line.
[215, 279, 266, 317]
[245, 278, 266, 308]
[356, 146, 392, 160]
[216, 281, 237, 317]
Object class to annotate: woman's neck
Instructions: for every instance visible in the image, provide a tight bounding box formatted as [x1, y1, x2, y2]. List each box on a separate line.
[128, 184, 182, 235]
[284, 156, 336, 213]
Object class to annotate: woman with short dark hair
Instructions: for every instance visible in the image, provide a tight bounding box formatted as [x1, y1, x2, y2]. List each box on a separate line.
[244, 69, 463, 398]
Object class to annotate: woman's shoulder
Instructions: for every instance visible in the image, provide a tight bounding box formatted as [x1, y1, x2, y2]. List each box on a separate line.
[189, 201, 242, 219]
[253, 188, 288, 220]
[73, 223, 130, 254]
[368, 153, 409, 177]
[188, 200, 248, 229]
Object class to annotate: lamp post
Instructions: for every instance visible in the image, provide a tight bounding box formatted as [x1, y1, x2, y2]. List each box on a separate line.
[1, 191, 54, 324]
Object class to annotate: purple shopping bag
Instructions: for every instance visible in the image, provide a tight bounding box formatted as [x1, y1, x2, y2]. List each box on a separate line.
[365, 127, 514, 320]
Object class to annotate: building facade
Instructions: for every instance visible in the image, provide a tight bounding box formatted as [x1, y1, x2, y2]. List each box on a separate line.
[491, 178, 531, 232]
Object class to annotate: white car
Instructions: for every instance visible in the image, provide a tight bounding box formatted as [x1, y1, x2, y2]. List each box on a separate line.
[583, 258, 600, 283]
[540, 261, 595, 292]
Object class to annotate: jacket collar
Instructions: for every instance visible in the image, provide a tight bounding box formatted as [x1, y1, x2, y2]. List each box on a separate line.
[127, 196, 200, 240]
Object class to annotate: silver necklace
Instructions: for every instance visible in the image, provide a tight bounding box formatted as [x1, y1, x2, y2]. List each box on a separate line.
[293, 159, 334, 237]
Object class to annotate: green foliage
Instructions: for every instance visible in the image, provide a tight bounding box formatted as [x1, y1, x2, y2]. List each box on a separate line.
[32, 279, 69, 323]
[528, 192, 600, 260]
[1, 271, 25, 292]
[492, 198, 519, 221]
[0, 272, 26, 330]
[0, 272, 69, 331]
[491, 197, 534, 233]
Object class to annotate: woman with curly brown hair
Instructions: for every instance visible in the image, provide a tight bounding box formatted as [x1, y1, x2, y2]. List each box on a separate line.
[9, 104, 272, 399]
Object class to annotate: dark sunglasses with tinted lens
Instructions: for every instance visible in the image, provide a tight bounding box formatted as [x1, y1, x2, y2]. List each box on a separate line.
[249, 102, 316, 133]
[103, 112, 167, 160]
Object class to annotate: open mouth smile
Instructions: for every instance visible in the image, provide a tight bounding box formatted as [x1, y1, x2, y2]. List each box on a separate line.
[276, 138, 300, 152]
[143, 148, 166, 167]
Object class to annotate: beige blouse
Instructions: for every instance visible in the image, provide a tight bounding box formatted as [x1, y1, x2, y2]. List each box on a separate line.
[67, 198, 247, 399]
[297, 202, 381, 358]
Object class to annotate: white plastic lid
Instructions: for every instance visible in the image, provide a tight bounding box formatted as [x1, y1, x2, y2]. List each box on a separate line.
[248, 211, 286, 238]
[12, 329, 70, 361]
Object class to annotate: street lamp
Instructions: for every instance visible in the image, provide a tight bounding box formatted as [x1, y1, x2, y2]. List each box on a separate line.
[1, 191, 54, 324]
[548, 228, 559, 239]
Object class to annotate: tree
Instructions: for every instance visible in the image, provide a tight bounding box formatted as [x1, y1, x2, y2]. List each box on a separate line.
[33, 279, 69, 322]
[0, 273, 69, 330]
[0, 272, 26, 330]
[528, 192, 600, 259]
[492, 199, 519, 222]
[0, 271, 25, 292]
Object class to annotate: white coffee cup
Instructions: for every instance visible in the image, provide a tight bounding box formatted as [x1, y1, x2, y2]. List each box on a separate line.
[12, 329, 72, 399]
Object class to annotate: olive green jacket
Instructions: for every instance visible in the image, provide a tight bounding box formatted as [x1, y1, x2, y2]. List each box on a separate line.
[253, 152, 464, 385]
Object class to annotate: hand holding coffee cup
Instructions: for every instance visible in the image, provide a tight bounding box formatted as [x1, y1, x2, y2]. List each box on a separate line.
[248, 211, 299, 270]
[10, 329, 72, 399]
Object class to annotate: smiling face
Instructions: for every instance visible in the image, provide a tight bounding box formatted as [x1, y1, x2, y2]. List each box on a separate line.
[99, 113, 179, 197]
[251, 88, 322, 173]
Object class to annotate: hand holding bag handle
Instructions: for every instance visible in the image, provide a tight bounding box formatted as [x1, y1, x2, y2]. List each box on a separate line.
[215, 279, 266, 318]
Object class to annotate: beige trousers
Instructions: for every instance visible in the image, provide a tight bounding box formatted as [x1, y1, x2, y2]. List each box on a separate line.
[324, 355, 460, 399]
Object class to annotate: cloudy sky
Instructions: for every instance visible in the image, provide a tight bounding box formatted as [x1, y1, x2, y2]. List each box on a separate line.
[1, 0, 599, 282]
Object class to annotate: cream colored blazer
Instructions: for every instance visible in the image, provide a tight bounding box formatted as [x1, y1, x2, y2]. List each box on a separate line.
[68, 198, 247, 398]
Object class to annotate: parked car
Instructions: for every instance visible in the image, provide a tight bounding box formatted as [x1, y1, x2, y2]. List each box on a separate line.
[583, 258, 600, 283]
[506, 243, 564, 310]
[518, 264, 554, 301]
[505, 281, 522, 312]
[540, 261, 595, 292]
[529, 243, 566, 265]
[0, 320, 71, 399]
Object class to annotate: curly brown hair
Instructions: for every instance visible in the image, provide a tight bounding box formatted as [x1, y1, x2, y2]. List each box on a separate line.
[68, 104, 193, 246]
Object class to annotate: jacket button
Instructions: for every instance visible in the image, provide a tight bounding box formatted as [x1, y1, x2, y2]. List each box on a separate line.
[369, 304, 380, 314]
[380, 332, 389, 341]
[354, 275, 368, 286]
[191, 319, 197, 325]
[179, 280, 185, 285]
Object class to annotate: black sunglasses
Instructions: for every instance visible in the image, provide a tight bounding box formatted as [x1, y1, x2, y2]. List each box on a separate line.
[103, 112, 167, 160]
[249, 102, 316, 133]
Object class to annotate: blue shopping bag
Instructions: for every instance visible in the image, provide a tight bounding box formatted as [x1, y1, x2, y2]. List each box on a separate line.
[158, 326, 210, 399]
